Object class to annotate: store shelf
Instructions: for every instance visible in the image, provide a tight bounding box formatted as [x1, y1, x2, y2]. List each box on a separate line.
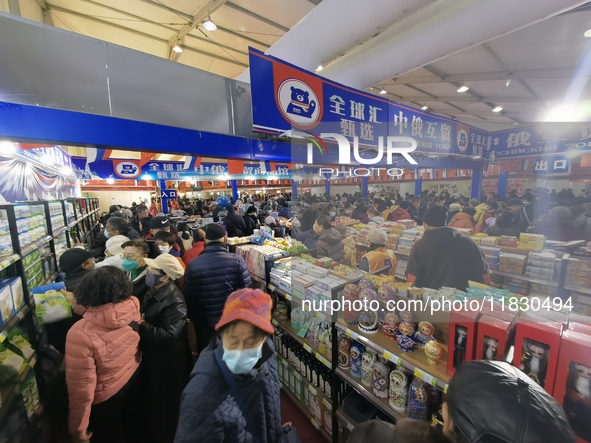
[277, 355, 332, 406]
[336, 407, 358, 433]
[0, 253, 20, 272]
[52, 226, 67, 237]
[39, 272, 59, 287]
[280, 380, 332, 442]
[490, 270, 558, 288]
[273, 318, 332, 370]
[249, 272, 267, 287]
[335, 367, 407, 422]
[0, 353, 37, 422]
[564, 285, 591, 296]
[0, 305, 30, 342]
[393, 251, 410, 257]
[335, 322, 449, 391]
[20, 236, 52, 256]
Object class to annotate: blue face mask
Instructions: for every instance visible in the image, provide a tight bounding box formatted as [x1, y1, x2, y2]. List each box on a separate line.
[146, 272, 165, 287]
[122, 258, 139, 272]
[104, 229, 110, 239]
[222, 342, 264, 374]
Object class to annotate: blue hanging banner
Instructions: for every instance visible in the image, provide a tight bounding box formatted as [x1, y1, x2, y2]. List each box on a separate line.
[248, 47, 486, 157]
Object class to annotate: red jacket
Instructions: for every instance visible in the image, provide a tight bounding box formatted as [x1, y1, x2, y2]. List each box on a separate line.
[65, 297, 141, 434]
[183, 241, 205, 266]
[389, 207, 411, 222]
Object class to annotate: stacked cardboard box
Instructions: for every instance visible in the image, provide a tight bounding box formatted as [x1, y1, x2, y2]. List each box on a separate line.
[498, 253, 527, 275]
[525, 252, 556, 280]
[565, 257, 591, 288]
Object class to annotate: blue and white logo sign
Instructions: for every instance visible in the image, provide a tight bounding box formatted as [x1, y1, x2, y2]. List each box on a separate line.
[114, 161, 141, 179]
[277, 79, 320, 127]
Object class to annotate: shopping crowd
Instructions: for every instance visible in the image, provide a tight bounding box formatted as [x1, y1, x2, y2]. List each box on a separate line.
[52, 191, 582, 443]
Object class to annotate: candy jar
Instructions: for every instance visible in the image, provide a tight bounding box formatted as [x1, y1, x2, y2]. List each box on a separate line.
[389, 369, 409, 412]
[407, 378, 429, 421]
[343, 284, 360, 325]
[377, 284, 396, 325]
[372, 358, 390, 399]
[358, 289, 379, 335]
[338, 334, 351, 370]
[349, 341, 364, 379]
[382, 311, 400, 340]
[396, 322, 416, 352]
[360, 350, 376, 388]
[424, 340, 442, 365]
[415, 321, 436, 349]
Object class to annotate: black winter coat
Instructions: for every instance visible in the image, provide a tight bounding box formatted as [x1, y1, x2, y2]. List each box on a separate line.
[243, 215, 258, 236]
[174, 337, 282, 443]
[140, 282, 192, 443]
[184, 243, 252, 350]
[223, 212, 247, 237]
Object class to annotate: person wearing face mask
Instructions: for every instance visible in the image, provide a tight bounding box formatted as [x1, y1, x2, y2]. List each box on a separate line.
[313, 215, 344, 262]
[121, 239, 152, 304]
[175, 288, 292, 443]
[138, 254, 191, 443]
[94, 234, 130, 270]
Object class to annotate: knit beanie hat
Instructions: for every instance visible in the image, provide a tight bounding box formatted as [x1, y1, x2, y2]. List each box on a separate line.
[278, 207, 291, 219]
[206, 223, 226, 241]
[215, 288, 274, 334]
[368, 229, 387, 245]
[423, 205, 448, 227]
[59, 248, 93, 273]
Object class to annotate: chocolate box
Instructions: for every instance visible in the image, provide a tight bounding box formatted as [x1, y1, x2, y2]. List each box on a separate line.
[512, 314, 563, 395]
[476, 314, 515, 362]
[553, 330, 591, 443]
[448, 308, 483, 377]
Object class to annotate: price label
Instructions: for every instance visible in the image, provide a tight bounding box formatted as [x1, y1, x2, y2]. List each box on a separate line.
[268, 285, 276, 292]
[414, 368, 435, 386]
[16, 310, 25, 320]
[308, 385, 317, 396]
[285, 293, 292, 301]
[413, 368, 424, 379]
[303, 344, 313, 354]
[311, 419, 320, 430]
[322, 399, 332, 411]
[345, 329, 358, 341]
[0, 331, 6, 343]
[444, 384, 448, 394]
[272, 319, 278, 326]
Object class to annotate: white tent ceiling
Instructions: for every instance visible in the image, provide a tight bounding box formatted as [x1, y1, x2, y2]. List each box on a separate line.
[4, 0, 591, 131]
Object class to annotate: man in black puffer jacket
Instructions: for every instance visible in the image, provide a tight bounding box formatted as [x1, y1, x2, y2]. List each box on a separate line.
[184, 224, 252, 352]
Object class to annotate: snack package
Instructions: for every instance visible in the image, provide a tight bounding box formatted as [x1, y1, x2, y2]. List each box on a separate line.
[9, 335, 35, 361]
[32, 287, 72, 325]
[0, 348, 25, 385]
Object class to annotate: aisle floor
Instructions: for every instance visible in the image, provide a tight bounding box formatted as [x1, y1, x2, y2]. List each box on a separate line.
[280, 391, 328, 443]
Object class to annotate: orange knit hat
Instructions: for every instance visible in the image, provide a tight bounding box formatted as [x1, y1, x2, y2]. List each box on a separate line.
[215, 288, 274, 334]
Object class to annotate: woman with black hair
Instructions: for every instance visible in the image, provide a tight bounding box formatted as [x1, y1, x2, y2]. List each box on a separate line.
[65, 266, 142, 443]
[487, 210, 522, 237]
[121, 239, 158, 304]
[243, 205, 259, 236]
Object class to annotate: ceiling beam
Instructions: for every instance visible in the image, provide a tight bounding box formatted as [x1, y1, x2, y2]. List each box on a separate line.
[390, 67, 587, 84]
[46, 5, 247, 67]
[213, 25, 270, 48]
[168, 0, 229, 60]
[225, 2, 290, 32]
[136, 0, 193, 21]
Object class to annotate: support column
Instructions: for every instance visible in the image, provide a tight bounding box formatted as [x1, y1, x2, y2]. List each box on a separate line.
[471, 166, 483, 199]
[325, 178, 331, 200]
[159, 180, 169, 215]
[231, 180, 239, 202]
[415, 177, 423, 196]
[361, 177, 368, 198]
[291, 180, 298, 200]
[498, 172, 508, 199]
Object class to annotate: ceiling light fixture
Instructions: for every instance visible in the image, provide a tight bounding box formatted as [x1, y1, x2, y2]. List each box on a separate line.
[584, 27, 591, 38]
[203, 17, 217, 32]
[172, 43, 183, 53]
[457, 85, 469, 93]
[315, 65, 323, 72]
[492, 106, 503, 113]
[421, 105, 429, 111]
[379, 89, 387, 95]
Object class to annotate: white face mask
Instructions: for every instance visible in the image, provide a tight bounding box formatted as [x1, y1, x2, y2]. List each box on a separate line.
[329, 212, 336, 217]
[222, 342, 264, 374]
[158, 245, 169, 254]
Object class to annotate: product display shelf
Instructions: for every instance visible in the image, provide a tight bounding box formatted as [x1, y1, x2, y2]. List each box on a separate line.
[0, 353, 37, 422]
[335, 407, 358, 433]
[564, 285, 591, 296]
[272, 318, 332, 370]
[335, 322, 449, 393]
[335, 367, 407, 423]
[490, 269, 559, 288]
[0, 254, 21, 273]
[20, 236, 52, 258]
[249, 272, 267, 288]
[0, 305, 29, 342]
[280, 378, 332, 442]
[277, 354, 332, 406]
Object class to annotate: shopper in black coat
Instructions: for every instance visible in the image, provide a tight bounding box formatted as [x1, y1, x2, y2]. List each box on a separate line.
[222, 205, 246, 237]
[184, 224, 252, 352]
[139, 254, 191, 443]
[243, 205, 259, 236]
